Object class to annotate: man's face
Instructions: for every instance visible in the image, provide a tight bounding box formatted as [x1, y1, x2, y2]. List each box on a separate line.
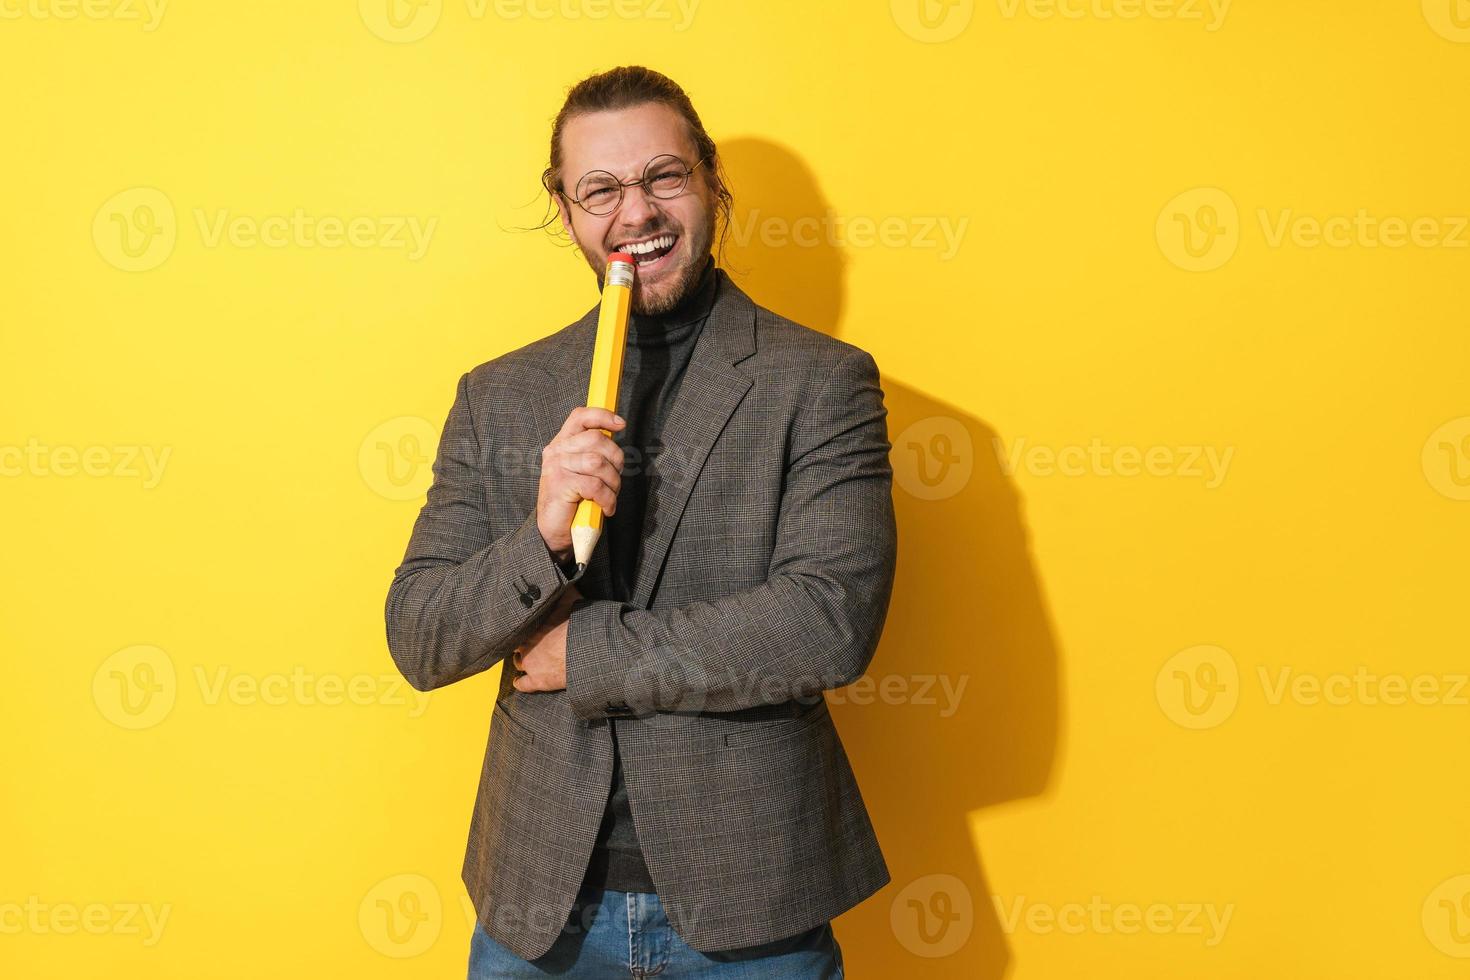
[555, 102, 716, 316]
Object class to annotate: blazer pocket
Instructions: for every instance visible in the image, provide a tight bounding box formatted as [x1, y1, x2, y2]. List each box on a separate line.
[722, 698, 829, 749]
[491, 700, 536, 746]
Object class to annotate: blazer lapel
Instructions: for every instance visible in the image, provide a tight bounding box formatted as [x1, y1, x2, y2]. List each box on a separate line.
[533, 268, 758, 608]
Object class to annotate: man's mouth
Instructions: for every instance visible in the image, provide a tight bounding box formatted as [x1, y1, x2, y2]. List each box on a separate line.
[613, 233, 679, 274]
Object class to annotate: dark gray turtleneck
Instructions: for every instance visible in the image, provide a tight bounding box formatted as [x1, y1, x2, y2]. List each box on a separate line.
[585, 253, 720, 894]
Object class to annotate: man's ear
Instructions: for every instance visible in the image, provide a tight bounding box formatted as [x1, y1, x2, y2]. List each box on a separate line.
[553, 192, 576, 241]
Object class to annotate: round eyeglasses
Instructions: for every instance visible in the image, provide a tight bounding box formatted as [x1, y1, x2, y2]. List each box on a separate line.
[566, 154, 710, 217]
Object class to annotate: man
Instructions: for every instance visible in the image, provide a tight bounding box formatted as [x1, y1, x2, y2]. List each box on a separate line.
[385, 65, 897, 978]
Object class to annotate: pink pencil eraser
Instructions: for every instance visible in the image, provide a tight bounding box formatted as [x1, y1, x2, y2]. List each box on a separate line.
[607, 252, 634, 265]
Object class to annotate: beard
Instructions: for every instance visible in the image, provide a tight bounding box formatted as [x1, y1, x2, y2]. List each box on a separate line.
[583, 205, 716, 316]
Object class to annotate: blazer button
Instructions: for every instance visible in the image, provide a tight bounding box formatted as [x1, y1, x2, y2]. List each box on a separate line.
[526, 584, 541, 602]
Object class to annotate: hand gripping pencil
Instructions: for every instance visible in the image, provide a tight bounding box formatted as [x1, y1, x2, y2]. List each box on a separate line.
[569, 252, 636, 574]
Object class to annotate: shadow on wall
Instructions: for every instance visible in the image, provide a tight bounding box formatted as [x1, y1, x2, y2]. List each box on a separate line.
[721, 137, 1065, 980]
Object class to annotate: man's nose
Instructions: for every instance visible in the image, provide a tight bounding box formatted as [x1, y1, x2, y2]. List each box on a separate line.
[615, 183, 659, 228]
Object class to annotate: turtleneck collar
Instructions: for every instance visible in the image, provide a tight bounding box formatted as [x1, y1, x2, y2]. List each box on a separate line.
[626, 254, 718, 347]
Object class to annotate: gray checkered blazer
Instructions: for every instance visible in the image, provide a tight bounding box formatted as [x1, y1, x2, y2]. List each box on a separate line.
[385, 268, 897, 960]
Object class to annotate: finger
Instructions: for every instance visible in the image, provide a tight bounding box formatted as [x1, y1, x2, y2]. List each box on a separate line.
[562, 473, 618, 517]
[558, 447, 623, 490]
[558, 407, 625, 440]
[555, 435, 624, 477]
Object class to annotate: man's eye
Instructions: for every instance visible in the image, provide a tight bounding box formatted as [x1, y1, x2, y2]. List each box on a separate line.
[584, 187, 616, 201]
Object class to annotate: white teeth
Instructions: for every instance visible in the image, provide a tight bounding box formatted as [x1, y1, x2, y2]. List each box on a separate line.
[620, 234, 674, 255]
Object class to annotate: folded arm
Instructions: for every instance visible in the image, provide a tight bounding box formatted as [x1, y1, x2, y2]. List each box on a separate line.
[564, 348, 897, 719]
[385, 371, 585, 692]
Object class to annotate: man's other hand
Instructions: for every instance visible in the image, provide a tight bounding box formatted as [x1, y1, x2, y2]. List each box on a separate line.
[511, 585, 581, 693]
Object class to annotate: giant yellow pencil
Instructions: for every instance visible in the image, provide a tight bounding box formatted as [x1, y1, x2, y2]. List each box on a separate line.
[570, 252, 636, 572]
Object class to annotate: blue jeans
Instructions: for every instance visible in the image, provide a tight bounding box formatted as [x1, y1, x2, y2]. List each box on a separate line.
[467, 884, 844, 978]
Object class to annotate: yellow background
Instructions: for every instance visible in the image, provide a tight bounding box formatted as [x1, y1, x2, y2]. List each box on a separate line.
[4, 1, 1469, 976]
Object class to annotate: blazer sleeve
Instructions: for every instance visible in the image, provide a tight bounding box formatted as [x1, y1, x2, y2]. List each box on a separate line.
[564, 347, 897, 719]
[385, 371, 586, 692]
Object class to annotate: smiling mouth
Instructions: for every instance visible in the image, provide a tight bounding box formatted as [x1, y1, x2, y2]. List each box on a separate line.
[614, 233, 679, 272]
